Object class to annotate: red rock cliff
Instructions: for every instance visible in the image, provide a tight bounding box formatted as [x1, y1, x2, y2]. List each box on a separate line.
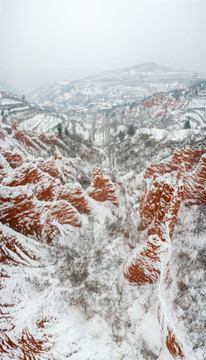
[87, 167, 118, 206]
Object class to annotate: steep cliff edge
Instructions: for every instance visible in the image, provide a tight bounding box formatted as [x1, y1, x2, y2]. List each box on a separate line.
[124, 147, 206, 359]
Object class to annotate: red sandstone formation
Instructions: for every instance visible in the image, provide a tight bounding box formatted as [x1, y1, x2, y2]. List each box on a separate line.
[0, 126, 5, 139]
[12, 126, 67, 153]
[147, 182, 174, 234]
[183, 153, 206, 206]
[124, 183, 183, 285]
[57, 183, 91, 214]
[124, 234, 167, 284]
[162, 96, 179, 111]
[87, 167, 118, 206]
[144, 148, 205, 179]
[0, 223, 38, 266]
[157, 183, 184, 242]
[38, 133, 66, 149]
[124, 147, 206, 358]
[138, 177, 174, 231]
[141, 94, 166, 109]
[125, 176, 185, 357]
[3, 159, 46, 190]
[2, 149, 24, 168]
[144, 148, 206, 208]
[0, 328, 52, 360]
[13, 129, 38, 149]
[0, 153, 12, 182]
[2, 156, 90, 213]
[155, 111, 164, 118]
[2, 161, 58, 200]
[30, 136, 48, 151]
[166, 328, 185, 359]
[35, 153, 77, 184]
[148, 182, 184, 242]
[0, 185, 81, 243]
[13, 124, 47, 151]
[36, 157, 64, 181]
[157, 301, 186, 359]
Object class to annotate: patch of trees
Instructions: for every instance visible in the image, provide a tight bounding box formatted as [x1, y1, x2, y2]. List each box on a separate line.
[183, 118, 191, 129]
[118, 130, 125, 141]
[127, 123, 135, 136]
[173, 89, 182, 100]
[57, 123, 62, 136]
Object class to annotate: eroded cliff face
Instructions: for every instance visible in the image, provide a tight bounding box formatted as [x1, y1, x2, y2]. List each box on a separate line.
[124, 147, 206, 359]
[0, 184, 82, 242]
[144, 147, 205, 179]
[124, 183, 183, 284]
[1, 125, 121, 360]
[0, 127, 117, 243]
[87, 167, 118, 206]
[0, 121, 205, 360]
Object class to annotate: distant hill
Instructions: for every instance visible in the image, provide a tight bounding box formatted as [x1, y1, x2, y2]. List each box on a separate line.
[30, 63, 206, 113]
[122, 62, 173, 73]
[0, 80, 18, 94]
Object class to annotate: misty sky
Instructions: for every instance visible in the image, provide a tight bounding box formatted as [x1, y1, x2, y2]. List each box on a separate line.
[0, 0, 206, 92]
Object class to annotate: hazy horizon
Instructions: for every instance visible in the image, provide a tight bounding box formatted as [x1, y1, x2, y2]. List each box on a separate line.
[0, 0, 206, 93]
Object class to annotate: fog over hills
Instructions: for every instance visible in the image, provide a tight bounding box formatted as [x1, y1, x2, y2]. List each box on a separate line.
[0, 80, 18, 95]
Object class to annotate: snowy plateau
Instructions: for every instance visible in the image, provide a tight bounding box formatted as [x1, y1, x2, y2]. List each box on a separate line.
[0, 64, 206, 360]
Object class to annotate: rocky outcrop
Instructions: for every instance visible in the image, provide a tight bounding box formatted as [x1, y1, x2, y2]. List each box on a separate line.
[138, 177, 174, 231]
[0, 130, 120, 360]
[2, 149, 24, 168]
[2, 159, 90, 214]
[158, 301, 185, 360]
[144, 148, 206, 208]
[0, 185, 81, 243]
[2, 161, 59, 200]
[35, 150, 78, 184]
[124, 180, 185, 357]
[144, 147, 205, 179]
[124, 182, 183, 284]
[13, 128, 38, 149]
[87, 167, 118, 206]
[0, 328, 52, 360]
[38, 133, 66, 150]
[0, 125, 5, 139]
[12, 123, 66, 153]
[0, 153, 12, 182]
[124, 147, 206, 359]
[148, 181, 184, 242]
[183, 153, 206, 206]
[0, 222, 38, 266]
[141, 94, 166, 109]
[56, 183, 91, 214]
[124, 234, 167, 284]
[166, 328, 185, 359]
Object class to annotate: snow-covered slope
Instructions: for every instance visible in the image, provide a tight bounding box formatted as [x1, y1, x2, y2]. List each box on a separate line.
[0, 76, 206, 359]
[10, 81, 206, 150]
[30, 63, 206, 114]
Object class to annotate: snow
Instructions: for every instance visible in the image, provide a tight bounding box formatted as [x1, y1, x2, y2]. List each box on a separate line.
[18, 113, 61, 133]
[0, 98, 21, 105]
[1, 75, 206, 359]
